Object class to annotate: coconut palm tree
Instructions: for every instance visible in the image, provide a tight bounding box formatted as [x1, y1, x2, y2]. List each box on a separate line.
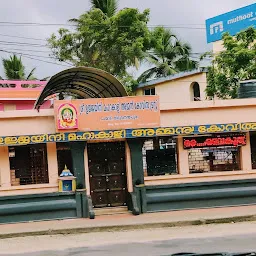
[137, 27, 198, 83]
[0, 55, 50, 88]
[2, 54, 36, 80]
[90, 0, 118, 17]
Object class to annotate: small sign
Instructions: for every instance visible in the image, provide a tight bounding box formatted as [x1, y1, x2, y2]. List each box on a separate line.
[183, 134, 246, 149]
[57, 103, 78, 130]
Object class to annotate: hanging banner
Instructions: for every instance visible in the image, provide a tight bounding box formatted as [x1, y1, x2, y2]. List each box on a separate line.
[54, 96, 160, 132]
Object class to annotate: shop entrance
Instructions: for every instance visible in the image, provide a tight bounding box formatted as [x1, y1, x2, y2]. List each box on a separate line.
[88, 142, 127, 208]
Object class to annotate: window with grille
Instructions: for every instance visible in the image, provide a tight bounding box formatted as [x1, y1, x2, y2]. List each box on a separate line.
[250, 132, 256, 169]
[9, 144, 49, 186]
[188, 146, 241, 174]
[142, 137, 177, 176]
[57, 142, 73, 175]
[144, 87, 156, 95]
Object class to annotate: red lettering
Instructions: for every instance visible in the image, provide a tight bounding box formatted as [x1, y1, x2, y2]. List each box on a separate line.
[183, 140, 191, 148]
[236, 136, 246, 145]
[184, 134, 246, 149]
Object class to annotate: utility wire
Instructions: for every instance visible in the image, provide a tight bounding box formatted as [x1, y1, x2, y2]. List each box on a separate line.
[0, 49, 72, 67]
[0, 47, 51, 53]
[0, 40, 46, 47]
[19, 55, 72, 67]
[0, 21, 206, 29]
[0, 33, 47, 42]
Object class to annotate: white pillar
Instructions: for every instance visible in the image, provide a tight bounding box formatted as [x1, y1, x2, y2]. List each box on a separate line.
[241, 132, 252, 171]
[177, 136, 190, 175]
[47, 142, 59, 185]
[84, 143, 90, 196]
[125, 141, 133, 192]
[0, 146, 11, 188]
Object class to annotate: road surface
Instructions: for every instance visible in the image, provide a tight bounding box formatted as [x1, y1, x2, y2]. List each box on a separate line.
[0, 221, 256, 255]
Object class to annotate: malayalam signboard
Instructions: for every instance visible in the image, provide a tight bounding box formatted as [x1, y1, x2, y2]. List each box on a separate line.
[54, 96, 160, 132]
[206, 3, 256, 43]
[183, 134, 246, 149]
[1, 122, 256, 146]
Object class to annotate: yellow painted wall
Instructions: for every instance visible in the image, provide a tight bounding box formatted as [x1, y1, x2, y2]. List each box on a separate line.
[0, 109, 55, 136]
[160, 98, 256, 127]
[136, 73, 207, 104]
[4, 104, 16, 111]
[213, 40, 224, 53]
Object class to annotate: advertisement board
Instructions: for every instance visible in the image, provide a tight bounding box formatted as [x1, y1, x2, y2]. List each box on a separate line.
[54, 96, 160, 132]
[183, 134, 246, 149]
[206, 3, 256, 43]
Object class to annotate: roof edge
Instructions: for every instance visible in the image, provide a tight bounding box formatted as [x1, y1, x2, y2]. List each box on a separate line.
[137, 68, 208, 89]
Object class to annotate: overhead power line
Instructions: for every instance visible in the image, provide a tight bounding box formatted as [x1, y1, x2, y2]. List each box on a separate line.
[0, 33, 47, 42]
[0, 47, 51, 53]
[0, 21, 206, 29]
[21, 55, 72, 67]
[0, 40, 46, 47]
[0, 49, 72, 67]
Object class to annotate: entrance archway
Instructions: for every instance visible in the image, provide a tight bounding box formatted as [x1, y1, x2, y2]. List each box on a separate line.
[34, 66, 127, 110]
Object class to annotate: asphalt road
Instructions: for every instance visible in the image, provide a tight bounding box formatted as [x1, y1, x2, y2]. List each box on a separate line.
[0, 221, 256, 256]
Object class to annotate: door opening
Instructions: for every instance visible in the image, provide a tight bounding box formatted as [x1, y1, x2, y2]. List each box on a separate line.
[88, 142, 127, 208]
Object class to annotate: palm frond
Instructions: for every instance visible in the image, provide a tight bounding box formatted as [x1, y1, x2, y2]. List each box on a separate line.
[1, 54, 40, 80]
[90, 0, 118, 17]
[137, 27, 197, 82]
[68, 18, 79, 23]
[26, 67, 36, 80]
[40, 76, 50, 81]
[137, 67, 159, 83]
[175, 57, 198, 71]
[2, 55, 25, 80]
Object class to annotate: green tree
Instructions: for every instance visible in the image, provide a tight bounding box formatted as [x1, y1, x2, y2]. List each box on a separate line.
[205, 27, 256, 99]
[2, 54, 36, 80]
[137, 27, 198, 83]
[90, 0, 118, 17]
[48, 8, 151, 77]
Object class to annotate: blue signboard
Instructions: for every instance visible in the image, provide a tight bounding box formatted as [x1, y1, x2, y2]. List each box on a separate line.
[206, 3, 256, 43]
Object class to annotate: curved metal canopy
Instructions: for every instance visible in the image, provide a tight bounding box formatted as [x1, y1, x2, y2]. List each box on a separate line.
[34, 67, 127, 109]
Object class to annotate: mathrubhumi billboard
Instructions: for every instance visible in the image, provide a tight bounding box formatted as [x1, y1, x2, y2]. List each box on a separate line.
[206, 3, 256, 43]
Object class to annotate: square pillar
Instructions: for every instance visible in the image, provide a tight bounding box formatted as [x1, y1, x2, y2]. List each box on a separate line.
[241, 132, 252, 171]
[127, 139, 144, 186]
[125, 141, 133, 193]
[69, 141, 86, 189]
[84, 143, 90, 196]
[0, 146, 11, 188]
[177, 136, 190, 175]
[46, 142, 59, 185]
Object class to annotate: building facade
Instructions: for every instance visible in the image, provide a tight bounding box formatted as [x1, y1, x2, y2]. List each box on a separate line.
[0, 67, 256, 223]
[0, 80, 50, 111]
[135, 69, 208, 103]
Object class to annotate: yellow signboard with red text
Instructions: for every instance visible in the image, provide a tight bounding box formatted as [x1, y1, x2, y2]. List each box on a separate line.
[54, 96, 160, 132]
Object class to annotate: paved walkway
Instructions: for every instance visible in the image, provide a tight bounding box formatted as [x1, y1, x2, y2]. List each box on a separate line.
[1, 205, 256, 238]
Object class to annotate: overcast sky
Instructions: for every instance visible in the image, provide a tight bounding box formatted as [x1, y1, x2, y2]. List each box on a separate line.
[0, 0, 254, 79]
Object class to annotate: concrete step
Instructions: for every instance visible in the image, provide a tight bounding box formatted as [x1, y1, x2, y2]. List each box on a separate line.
[94, 206, 129, 216]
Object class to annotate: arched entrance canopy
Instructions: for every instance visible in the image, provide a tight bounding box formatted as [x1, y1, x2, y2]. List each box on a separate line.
[34, 67, 127, 109]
